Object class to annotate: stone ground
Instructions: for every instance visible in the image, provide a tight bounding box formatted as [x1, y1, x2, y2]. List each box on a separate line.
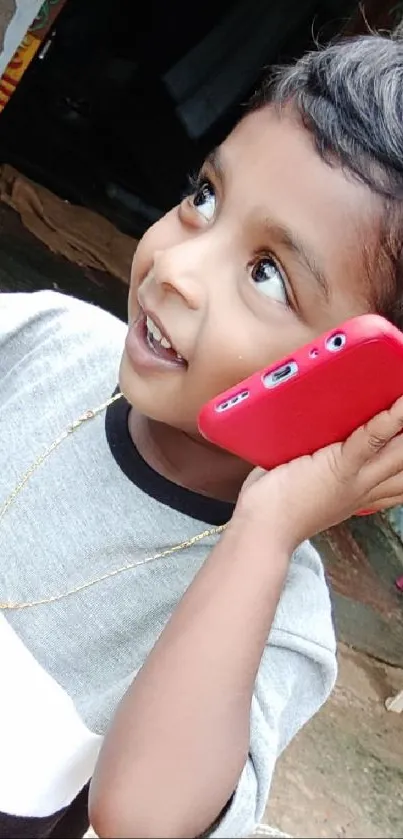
[265, 644, 403, 839]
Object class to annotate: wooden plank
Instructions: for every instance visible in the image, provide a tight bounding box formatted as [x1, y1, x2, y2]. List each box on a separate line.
[0, 201, 128, 320]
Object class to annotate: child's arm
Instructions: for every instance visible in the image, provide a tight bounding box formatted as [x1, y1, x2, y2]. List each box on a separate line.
[90, 396, 403, 838]
[90, 516, 292, 838]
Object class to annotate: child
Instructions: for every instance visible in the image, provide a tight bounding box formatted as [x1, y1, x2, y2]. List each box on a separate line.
[2, 32, 403, 839]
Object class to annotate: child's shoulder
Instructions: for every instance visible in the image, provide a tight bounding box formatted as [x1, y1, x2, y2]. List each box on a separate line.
[272, 539, 335, 656]
[253, 540, 336, 754]
[0, 290, 126, 408]
[0, 290, 125, 368]
[0, 289, 124, 340]
[1, 289, 81, 319]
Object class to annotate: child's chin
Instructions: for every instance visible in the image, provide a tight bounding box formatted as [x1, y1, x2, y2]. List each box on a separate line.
[118, 359, 188, 425]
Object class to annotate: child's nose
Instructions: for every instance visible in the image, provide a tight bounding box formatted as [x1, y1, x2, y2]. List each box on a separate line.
[153, 248, 205, 310]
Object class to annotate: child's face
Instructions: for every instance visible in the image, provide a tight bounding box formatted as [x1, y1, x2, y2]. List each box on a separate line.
[120, 107, 380, 433]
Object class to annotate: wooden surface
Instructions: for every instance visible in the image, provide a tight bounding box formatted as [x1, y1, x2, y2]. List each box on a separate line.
[0, 201, 128, 319]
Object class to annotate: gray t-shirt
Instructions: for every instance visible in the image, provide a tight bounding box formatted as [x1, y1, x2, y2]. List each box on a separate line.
[0, 291, 337, 838]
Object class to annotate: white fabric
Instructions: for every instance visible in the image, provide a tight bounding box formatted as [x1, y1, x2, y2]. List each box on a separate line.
[0, 614, 101, 817]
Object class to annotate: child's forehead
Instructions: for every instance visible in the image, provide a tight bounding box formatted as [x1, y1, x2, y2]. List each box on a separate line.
[211, 110, 373, 232]
[219, 108, 355, 195]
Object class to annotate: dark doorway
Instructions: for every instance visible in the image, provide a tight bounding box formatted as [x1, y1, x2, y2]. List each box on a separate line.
[0, 0, 359, 237]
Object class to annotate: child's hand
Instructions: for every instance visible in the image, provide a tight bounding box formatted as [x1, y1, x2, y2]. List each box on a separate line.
[237, 395, 403, 551]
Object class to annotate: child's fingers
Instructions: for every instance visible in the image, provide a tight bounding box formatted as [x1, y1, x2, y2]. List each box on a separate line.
[365, 467, 403, 507]
[377, 495, 403, 510]
[360, 493, 403, 514]
[342, 395, 403, 471]
[363, 429, 403, 483]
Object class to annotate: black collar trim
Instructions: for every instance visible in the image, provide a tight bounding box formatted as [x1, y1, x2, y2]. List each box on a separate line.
[105, 393, 234, 526]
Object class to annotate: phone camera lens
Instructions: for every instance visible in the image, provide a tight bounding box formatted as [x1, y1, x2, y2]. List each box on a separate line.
[325, 333, 346, 352]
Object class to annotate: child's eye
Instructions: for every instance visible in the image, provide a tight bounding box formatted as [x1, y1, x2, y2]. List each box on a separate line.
[191, 178, 216, 222]
[251, 257, 289, 304]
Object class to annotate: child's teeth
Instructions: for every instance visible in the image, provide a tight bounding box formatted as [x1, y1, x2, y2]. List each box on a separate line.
[146, 314, 177, 352]
[146, 315, 183, 361]
[146, 315, 162, 342]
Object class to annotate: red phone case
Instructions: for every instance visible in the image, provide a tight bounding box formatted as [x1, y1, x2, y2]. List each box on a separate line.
[198, 314, 403, 471]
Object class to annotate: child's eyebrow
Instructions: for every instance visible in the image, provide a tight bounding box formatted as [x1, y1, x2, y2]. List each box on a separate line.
[265, 221, 330, 300]
[203, 148, 225, 183]
[204, 148, 330, 300]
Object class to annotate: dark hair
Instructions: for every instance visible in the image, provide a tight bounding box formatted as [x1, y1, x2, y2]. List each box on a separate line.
[248, 34, 403, 327]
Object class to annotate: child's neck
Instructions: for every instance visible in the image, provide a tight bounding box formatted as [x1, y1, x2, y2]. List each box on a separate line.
[128, 408, 250, 503]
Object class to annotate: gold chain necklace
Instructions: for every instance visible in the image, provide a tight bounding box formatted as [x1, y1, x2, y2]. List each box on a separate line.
[0, 392, 226, 611]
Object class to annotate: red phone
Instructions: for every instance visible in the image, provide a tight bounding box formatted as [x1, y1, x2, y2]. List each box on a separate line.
[198, 314, 403, 471]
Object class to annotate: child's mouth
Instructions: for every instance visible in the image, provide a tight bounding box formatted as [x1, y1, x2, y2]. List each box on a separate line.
[125, 309, 187, 373]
